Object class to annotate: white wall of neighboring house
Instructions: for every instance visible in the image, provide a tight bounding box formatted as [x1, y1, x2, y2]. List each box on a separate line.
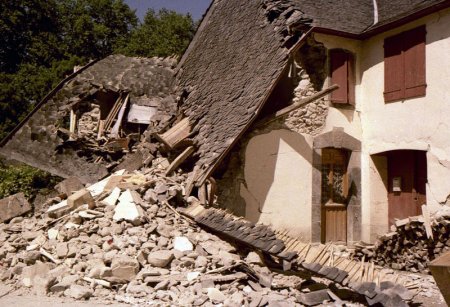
[238, 7, 450, 244]
[359, 8, 450, 241]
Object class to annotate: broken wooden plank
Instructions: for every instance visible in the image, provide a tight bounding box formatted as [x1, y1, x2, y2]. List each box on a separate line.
[156, 117, 192, 149]
[165, 146, 195, 176]
[110, 94, 129, 138]
[422, 205, 433, 240]
[69, 109, 77, 140]
[255, 84, 339, 127]
[97, 119, 105, 139]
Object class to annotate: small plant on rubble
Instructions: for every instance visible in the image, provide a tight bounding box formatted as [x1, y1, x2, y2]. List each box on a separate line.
[0, 164, 60, 199]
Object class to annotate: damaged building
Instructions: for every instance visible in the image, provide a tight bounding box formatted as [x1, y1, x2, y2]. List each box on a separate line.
[2, 0, 450, 249]
[0, 55, 177, 183]
[174, 0, 450, 246]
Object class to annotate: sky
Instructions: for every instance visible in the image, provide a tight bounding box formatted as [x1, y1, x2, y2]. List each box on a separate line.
[124, 0, 212, 21]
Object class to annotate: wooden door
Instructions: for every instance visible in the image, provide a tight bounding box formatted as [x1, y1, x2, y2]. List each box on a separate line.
[387, 150, 426, 226]
[321, 148, 348, 244]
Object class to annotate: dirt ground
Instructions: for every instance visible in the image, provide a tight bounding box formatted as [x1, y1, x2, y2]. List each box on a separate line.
[0, 273, 447, 307]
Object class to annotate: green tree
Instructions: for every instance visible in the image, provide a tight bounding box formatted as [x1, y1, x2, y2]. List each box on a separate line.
[59, 0, 138, 59]
[0, 0, 137, 141]
[117, 8, 196, 58]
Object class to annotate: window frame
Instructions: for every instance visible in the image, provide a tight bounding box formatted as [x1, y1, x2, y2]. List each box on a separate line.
[384, 25, 427, 103]
[329, 49, 356, 106]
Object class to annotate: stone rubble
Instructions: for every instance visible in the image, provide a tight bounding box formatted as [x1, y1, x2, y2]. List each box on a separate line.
[0, 165, 373, 306]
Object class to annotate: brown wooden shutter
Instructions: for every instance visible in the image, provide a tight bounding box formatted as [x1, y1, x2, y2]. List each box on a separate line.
[404, 26, 426, 98]
[330, 49, 348, 104]
[384, 34, 405, 102]
[347, 53, 355, 105]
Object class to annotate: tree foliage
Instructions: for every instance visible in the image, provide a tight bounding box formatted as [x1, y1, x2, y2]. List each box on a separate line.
[0, 2, 195, 141]
[0, 164, 60, 199]
[117, 8, 196, 58]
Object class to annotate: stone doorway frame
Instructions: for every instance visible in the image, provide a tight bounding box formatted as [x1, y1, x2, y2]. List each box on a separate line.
[311, 127, 362, 245]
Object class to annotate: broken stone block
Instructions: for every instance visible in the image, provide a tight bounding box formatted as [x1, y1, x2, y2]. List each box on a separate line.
[49, 275, 78, 293]
[48, 228, 59, 240]
[55, 177, 84, 196]
[67, 188, 95, 209]
[0, 193, 31, 223]
[187, 271, 200, 281]
[66, 284, 92, 300]
[246, 251, 263, 265]
[33, 275, 56, 295]
[55, 242, 68, 259]
[174, 237, 194, 252]
[296, 289, 330, 306]
[113, 195, 142, 223]
[21, 262, 51, 288]
[147, 250, 174, 268]
[111, 256, 140, 282]
[207, 287, 226, 303]
[101, 187, 121, 206]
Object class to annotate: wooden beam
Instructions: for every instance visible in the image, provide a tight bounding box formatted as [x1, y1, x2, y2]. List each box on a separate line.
[110, 94, 129, 138]
[156, 117, 192, 149]
[165, 146, 195, 176]
[422, 204, 434, 240]
[255, 84, 339, 128]
[69, 109, 77, 140]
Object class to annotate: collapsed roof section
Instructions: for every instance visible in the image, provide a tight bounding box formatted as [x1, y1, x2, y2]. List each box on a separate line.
[173, 0, 450, 188]
[175, 0, 310, 187]
[0, 55, 177, 184]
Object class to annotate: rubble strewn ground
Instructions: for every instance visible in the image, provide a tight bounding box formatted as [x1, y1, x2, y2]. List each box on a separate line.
[0, 166, 362, 306]
[0, 164, 446, 306]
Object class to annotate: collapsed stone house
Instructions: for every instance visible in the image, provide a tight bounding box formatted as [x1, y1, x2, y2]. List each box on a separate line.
[0, 55, 177, 183]
[2, 0, 450, 248]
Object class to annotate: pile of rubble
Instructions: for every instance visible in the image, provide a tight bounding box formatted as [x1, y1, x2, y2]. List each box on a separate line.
[0, 166, 368, 306]
[353, 210, 450, 275]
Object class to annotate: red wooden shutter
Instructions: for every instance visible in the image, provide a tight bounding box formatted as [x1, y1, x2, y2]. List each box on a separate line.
[404, 26, 426, 98]
[384, 34, 404, 102]
[330, 49, 348, 104]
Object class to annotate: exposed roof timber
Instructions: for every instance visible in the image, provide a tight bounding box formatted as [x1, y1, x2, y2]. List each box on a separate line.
[194, 30, 313, 187]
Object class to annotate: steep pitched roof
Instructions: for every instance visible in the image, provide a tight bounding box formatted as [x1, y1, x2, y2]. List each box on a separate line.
[176, 0, 303, 186]
[287, 0, 450, 36]
[176, 0, 450, 187]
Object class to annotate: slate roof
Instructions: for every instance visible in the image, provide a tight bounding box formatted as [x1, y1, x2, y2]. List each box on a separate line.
[0, 55, 176, 183]
[287, 0, 450, 35]
[176, 0, 450, 186]
[176, 0, 299, 186]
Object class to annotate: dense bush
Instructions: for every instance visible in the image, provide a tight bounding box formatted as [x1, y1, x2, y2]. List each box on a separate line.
[0, 164, 61, 199]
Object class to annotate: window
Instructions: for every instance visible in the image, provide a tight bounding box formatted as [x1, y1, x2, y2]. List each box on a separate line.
[321, 148, 349, 204]
[384, 26, 426, 102]
[330, 49, 355, 105]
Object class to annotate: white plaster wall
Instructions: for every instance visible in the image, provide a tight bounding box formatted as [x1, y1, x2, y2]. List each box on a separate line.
[360, 8, 450, 213]
[240, 129, 313, 240]
[314, 33, 364, 141]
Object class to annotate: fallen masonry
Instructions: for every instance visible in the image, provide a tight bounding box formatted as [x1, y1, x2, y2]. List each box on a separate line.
[0, 162, 439, 306]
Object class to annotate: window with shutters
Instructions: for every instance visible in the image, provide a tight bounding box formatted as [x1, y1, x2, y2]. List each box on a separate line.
[330, 49, 355, 105]
[384, 26, 426, 102]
